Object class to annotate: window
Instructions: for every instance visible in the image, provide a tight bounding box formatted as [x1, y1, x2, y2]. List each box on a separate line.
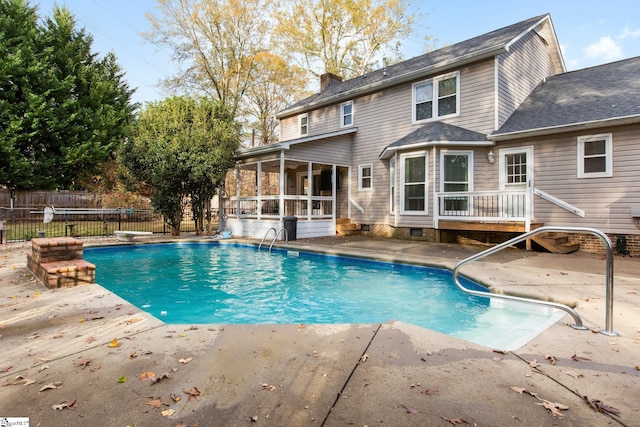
[412, 72, 459, 123]
[341, 101, 353, 127]
[299, 114, 308, 136]
[358, 164, 372, 190]
[441, 151, 472, 212]
[578, 133, 612, 178]
[400, 152, 428, 214]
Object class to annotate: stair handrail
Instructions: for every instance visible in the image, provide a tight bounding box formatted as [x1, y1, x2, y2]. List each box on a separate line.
[452, 226, 617, 336]
[268, 228, 288, 252]
[258, 227, 277, 251]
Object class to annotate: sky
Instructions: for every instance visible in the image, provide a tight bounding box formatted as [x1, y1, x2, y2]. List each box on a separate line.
[35, 0, 640, 106]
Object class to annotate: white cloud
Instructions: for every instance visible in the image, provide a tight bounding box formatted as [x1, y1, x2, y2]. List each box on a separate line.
[618, 26, 640, 39]
[584, 36, 624, 62]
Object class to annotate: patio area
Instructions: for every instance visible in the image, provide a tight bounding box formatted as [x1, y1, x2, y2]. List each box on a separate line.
[1, 235, 638, 426]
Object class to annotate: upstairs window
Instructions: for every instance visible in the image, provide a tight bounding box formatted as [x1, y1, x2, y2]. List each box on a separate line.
[299, 114, 308, 136]
[577, 133, 612, 178]
[341, 100, 353, 127]
[412, 72, 459, 123]
[358, 164, 372, 190]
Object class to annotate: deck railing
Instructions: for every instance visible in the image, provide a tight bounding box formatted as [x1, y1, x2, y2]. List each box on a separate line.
[223, 196, 333, 220]
[434, 190, 531, 229]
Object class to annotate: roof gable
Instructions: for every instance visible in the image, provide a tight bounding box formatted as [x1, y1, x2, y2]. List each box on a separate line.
[278, 14, 554, 118]
[492, 56, 640, 139]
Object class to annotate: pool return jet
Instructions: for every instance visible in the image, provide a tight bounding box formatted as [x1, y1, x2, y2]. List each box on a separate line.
[452, 226, 618, 337]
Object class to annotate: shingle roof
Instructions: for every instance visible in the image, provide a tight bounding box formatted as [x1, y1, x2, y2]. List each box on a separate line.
[278, 14, 550, 118]
[379, 122, 489, 159]
[492, 56, 640, 138]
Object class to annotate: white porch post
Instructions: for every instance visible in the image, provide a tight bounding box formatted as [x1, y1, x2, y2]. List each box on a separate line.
[257, 161, 262, 219]
[307, 161, 312, 220]
[235, 166, 241, 217]
[332, 164, 336, 220]
[279, 151, 285, 222]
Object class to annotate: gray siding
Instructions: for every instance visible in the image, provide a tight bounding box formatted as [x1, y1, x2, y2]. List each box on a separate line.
[503, 125, 640, 234]
[286, 135, 352, 165]
[497, 31, 555, 128]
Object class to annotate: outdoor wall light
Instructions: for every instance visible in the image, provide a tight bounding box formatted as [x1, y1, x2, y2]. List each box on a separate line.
[487, 150, 495, 164]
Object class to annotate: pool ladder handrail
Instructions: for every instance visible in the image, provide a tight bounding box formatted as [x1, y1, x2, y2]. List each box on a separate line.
[452, 226, 618, 337]
[258, 227, 288, 252]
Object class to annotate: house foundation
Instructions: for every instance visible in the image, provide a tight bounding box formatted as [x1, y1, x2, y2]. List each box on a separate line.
[27, 237, 95, 288]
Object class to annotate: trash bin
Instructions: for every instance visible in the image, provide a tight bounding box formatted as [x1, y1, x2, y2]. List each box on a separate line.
[283, 216, 297, 241]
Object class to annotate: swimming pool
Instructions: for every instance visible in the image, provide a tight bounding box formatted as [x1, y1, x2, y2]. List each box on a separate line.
[84, 242, 565, 350]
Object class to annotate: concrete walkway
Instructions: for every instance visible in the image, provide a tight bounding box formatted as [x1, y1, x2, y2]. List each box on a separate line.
[1, 236, 639, 426]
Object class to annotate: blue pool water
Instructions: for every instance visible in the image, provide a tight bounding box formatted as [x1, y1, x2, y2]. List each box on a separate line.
[84, 242, 565, 350]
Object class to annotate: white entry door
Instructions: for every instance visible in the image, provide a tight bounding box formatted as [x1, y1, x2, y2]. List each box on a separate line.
[499, 146, 533, 218]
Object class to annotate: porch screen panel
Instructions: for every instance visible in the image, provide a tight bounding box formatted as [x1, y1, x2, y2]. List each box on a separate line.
[404, 156, 426, 211]
[443, 154, 469, 212]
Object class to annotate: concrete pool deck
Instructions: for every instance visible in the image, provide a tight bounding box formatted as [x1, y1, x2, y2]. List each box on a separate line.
[1, 235, 639, 426]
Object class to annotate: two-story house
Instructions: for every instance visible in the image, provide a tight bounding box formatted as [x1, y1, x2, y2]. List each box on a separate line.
[221, 14, 640, 253]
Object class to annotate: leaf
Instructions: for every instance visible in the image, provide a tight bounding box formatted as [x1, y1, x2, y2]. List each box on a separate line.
[170, 393, 181, 402]
[52, 399, 77, 411]
[145, 399, 168, 408]
[107, 338, 119, 348]
[124, 317, 142, 325]
[261, 383, 276, 391]
[535, 400, 568, 418]
[544, 354, 557, 365]
[129, 352, 137, 359]
[562, 370, 583, 379]
[86, 336, 96, 343]
[360, 354, 369, 363]
[78, 358, 91, 369]
[179, 357, 193, 364]
[400, 403, 418, 413]
[440, 415, 469, 425]
[117, 376, 127, 383]
[161, 408, 175, 417]
[39, 381, 62, 392]
[571, 353, 591, 362]
[139, 371, 156, 381]
[529, 359, 539, 368]
[184, 386, 201, 401]
[424, 388, 440, 396]
[150, 372, 171, 385]
[583, 396, 621, 416]
[510, 386, 526, 394]
[0, 366, 12, 373]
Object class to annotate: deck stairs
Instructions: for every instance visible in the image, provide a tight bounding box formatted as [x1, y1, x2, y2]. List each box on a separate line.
[336, 218, 361, 236]
[531, 232, 580, 254]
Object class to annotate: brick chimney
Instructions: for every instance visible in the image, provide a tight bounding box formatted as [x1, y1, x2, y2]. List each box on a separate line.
[320, 72, 343, 91]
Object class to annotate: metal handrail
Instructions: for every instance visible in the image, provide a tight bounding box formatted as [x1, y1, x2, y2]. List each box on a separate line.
[452, 226, 618, 336]
[258, 227, 277, 251]
[268, 228, 288, 251]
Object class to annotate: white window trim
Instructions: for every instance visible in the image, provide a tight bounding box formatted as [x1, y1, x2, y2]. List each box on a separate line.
[439, 150, 474, 193]
[439, 150, 473, 215]
[412, 71, 460, 124]
[358, 163, 373, 191]
[400, 151, 428, 215]
[298, 113, 309, 137]
[577, 133, 613, 178]
[389, 155, 396, 214]
[340, 100, 354, 128]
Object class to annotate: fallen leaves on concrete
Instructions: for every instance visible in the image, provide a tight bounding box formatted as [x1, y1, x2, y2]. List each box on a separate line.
[39, 381, 62, 392]
[52, 399, 77, 410]
[570, 353, 591, 362]
[440, 414, 469, 425]
[510, 386, 568, 419]
[583, 396, 621, 417]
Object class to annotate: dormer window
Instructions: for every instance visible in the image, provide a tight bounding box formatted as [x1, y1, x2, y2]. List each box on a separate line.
[341, 101, 353, 127]
[412, 71, 459, 123]
[299, 113, 308, 136]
